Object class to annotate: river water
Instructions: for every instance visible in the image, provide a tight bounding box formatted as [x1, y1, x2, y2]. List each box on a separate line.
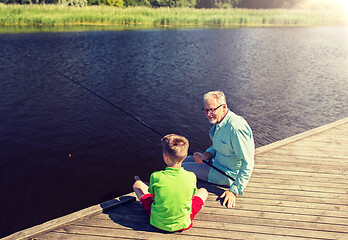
[1, 26, 347, 237]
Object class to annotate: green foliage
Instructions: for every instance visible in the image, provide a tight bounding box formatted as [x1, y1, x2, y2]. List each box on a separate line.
[87, 0, 123, 6]
[195, 0, 214, 8]
[194, 0, 302, 9]
[195, 0, 241, 8]
[0, 4, 346, 30]
[0, 0, 49, 3]
[123, 0, 150, 7]
[59, 0, 88, 6]
[148, 0, 170, 7]
[87, 0, 100, 5]
[0, 0, 302, 8]
[176, 0, 195, 7]
[239, 0, 301, 9]
[105, 0, 123, 6]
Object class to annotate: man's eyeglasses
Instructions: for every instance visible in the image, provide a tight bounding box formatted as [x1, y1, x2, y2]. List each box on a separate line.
[202, 104, 223, 115]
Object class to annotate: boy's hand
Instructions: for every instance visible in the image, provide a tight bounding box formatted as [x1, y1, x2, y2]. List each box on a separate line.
[220, 190, 236, 208]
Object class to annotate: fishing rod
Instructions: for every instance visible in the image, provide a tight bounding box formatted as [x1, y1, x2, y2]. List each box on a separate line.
[26, 51, 235, 182]
[27, 51, 164, 138]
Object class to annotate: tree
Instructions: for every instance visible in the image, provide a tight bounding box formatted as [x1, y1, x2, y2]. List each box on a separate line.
[176, 0, 196, 7]
[238, 0, 300, 9]
[195, 0, 215, 8]
[88, 0, 123, 6]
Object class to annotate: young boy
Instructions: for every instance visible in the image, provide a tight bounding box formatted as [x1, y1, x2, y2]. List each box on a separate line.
[133, 134, 208, 232]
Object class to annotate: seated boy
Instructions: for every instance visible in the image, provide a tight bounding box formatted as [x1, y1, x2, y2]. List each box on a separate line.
[133, 134, 208, 232]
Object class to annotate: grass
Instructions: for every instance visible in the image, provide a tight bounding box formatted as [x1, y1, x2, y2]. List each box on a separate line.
[0, 4, 347, 32]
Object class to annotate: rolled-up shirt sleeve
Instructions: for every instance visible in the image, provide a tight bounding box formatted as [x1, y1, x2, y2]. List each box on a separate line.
[229, 128, 255, 195]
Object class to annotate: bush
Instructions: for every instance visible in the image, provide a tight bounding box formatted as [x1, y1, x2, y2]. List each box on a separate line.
[123, 0, 150, 7]
[59, 0, 88, 6]
[87, 0, 123, 6]
[105, 0, 123, 6]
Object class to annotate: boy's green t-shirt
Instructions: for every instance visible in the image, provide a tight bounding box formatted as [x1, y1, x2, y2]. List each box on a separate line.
[148, 167, 197, 232]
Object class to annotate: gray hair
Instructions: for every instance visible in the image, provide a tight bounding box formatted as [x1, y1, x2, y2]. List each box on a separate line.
[203, 91, 227, 105]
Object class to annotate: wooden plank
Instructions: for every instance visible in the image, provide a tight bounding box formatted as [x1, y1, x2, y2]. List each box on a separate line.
[287, 138, 347, 146]
[255, 117, 348, 156]
[50, 221, 325, 240]
[256, 153, 348, 164]
[270, 145, 348, 156]
[94, 212, 348, 234]
[255, 153, 348, 164]
[254, 167, 348, 179]
[248, 176, 348, 189]
[267, 148, 348, 159]
[105, 199, 348, 219]
[240, 189, 346, 202]
[30, 231, 123, 240]
[289, 136, 348, 145]
[48, 226, 229, 240]
[296, 136, 348, 144]
[196, 182, 348, 208]
[69, 216, 348, 240]
[222, 201, 346, 218]
[255, 161, 348, 174]
[246, 182, 348, 194]
[3, 194, 136, 240]
[252, 167, 347, 178]
[318, 125, 348, 134]
[235, 196, 348, 212]
[257, 151, 348, 161]
[196, 214, 348, 234]
[200, 207, 348, 225]
[240, 191, 347, 205]
[106, 201, 348, 226]
[251, 169, 348, 180]
[250, 173, 347, 184]
[201, 191, 348, 208]
[102, 198, 347, 220]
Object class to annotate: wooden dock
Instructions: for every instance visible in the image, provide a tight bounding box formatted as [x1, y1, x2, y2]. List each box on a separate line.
[4, 117, 348, 240]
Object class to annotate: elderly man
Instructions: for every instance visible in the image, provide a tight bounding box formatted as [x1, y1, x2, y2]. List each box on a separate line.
[183, 90, 254, 208]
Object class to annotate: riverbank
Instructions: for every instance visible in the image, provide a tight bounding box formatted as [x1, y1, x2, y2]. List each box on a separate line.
[1, 4, 347, 33]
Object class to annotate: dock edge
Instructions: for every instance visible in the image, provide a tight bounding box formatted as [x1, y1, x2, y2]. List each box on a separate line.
[255, 117, 348, 156]
[3, 193, 136, 240]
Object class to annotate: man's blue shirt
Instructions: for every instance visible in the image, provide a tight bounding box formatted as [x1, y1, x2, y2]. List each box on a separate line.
[206, 110, 255, 195]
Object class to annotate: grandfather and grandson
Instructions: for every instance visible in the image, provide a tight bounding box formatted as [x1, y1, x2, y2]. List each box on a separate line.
[133, 90, 255, 232]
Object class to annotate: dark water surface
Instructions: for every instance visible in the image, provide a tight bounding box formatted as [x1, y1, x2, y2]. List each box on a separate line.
[1, 27, 347, 237]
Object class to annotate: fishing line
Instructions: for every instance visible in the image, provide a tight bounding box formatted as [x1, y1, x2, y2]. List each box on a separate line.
[26, 51, 235, 182]
[27, 50, 164, 138]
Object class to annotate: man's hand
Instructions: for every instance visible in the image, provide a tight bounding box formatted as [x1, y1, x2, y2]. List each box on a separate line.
[193, 152, 213, 164]
[220, 190, 236, 208]
[193, 152, 205, 164]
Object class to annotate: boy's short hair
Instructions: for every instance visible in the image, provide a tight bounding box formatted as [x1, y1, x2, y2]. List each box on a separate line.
[161, 134, 189, 163]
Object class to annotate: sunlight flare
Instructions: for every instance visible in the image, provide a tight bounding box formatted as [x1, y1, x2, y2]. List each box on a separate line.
[298, 0, 348, 24]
